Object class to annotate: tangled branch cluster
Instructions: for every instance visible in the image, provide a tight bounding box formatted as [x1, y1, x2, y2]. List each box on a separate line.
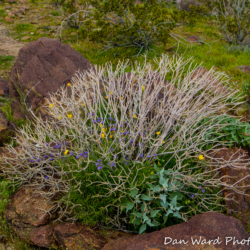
[0, 54, 247, 226]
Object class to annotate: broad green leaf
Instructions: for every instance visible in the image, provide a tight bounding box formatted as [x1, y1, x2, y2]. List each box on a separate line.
[159, 194, 167, 204]
[141, 194, 153, 201]
[169, 192, 184, 200]
[125, 201, 134, 212]
[139, 224, 147, 234]
[173, 211, 183, 220]
[170, 195, 178, 207]
[132, 218, 141, 225]
[165, 209, 173, 217]
[146, 219, 155, 227]
[153, 185, 162, 193]
[131, 212, 143, 218]
[160, 199, 169, 208]
[150, 210, 160, 218]
[151, 220, 161, 227]
[141, 203, 147, 213]
[129, 189, 139, 197]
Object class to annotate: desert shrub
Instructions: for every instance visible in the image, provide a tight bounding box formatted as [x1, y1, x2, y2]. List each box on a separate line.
[0, 54, 246, 234]
[55, 0, 175, 57]
[207, 0, 250, 44]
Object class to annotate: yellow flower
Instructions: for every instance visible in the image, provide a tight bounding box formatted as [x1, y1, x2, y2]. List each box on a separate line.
[67, 114, 72, 118]
[110, 91, 113, 94]
[158, 161, 160, 165]
[142, 86, 145, 91]
[49, 103, 54, 109]
[110, 135, 113, 138]
[100, 124, 103, 127]
[102, 133, 105, 138]
[105, 96, 108, 99]
[58, 115, 62, 120]
[120, 97, 123, 100]
[64, 150, 69, 155]
[67, 83, 71, 87]
[95, 82, 97, 85]
[199, 155, 204, 160]
[156, 132, 161, 135]
[133, 115, 137, 119]
[82, 103, 85, 107]
[103, 128, 107, 132]
[162, 141, 165, 144]
[151, 171, 154, 175]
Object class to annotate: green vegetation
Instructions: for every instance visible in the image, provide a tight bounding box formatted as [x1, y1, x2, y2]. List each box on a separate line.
[1, 0, 250, 248]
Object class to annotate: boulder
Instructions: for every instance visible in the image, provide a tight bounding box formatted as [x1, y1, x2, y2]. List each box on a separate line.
[209, 147, 250, 230]
[8, 37, 95, 122]
[0, 109, 17, 147]
[191, 67, 229, 95]
[0, 78, 9, 96]
[102, 212, 250, 250]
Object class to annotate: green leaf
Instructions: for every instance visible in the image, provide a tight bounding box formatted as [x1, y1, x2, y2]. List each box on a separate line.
[132, 218, 141, 225]
[153, 185, 162, 193]
[141, 194, 153, 201]
[129, 189, 139, 198]
[139, 224, 147, 234]
[160, 199, 169, 208]
[170, 195, 178, 207]
[150, 210, 160, 218]
[173, 211, 183, 220]
[131, 212, 143, 218]
[146, 219, 155, 227]
[151, 220, 161, 227]
[159, 194, 167, 204]
[165, 209, 173, 217]
[169, 192, 184, 200]
[125, 201, 134, 212]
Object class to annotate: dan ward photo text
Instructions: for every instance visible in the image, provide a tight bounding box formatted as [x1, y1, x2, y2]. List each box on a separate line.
[164, 236, 250, 246]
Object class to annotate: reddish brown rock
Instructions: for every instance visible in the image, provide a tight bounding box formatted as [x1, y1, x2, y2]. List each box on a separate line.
[191, 67, 229, 94]
[4, 16, 14, 22]
[186, 35, 200, 43]
[0, 109, 17, 146]
[209, 147, 250, 230]
[8, 37, 95, 122]
[54, 223, 106, 250]
[0, 77, 9, 96]
[102, 212, 250, 250]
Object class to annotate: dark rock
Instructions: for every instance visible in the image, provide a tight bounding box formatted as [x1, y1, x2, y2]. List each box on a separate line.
[179, 0, 202, 11]
[8, 37, 95, 122]
[0, 109, 17, 147]
[0, 77, 9, 96]
[102, 212, 250, 250]
[186, 35, 200, 43]
[209, 147, 250, 230]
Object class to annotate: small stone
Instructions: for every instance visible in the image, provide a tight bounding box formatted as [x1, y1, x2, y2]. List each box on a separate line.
[4, 0, 16, 3]
[30, 32, 34, 35]
[21, 36, 30, 41]
[30, 21, 38, 24]
[4, 16, 14, 22]
[19, 0, 27, 3]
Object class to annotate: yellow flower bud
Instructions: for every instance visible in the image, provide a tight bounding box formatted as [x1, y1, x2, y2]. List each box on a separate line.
[82, 103, 85, 107]
[67, 83, 71, 86]
[142, 86, 145, 91]
[49, 103, 54, 109]
[105, 96, 108, 99]
[111, 91, 113, 94]
[162, 141, 165, 144]
[156, 132, 161, 135]
[67, 114, 72, 118]
[120, 97, 123, 100]
[102, 133, 105, 138]
[100, 124, 103, 127]
[110, 135, 113, 138]
[58, 116, 62, 120]
[133, 115, 137, 119]
[64, 150, 69, 155]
